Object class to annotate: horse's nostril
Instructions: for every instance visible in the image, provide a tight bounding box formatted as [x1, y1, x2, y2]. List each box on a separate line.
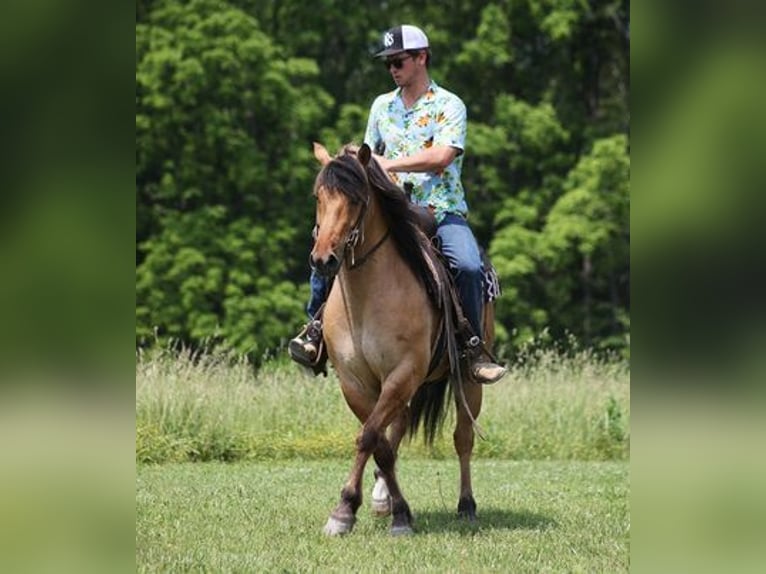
[311, 252, 341, 277]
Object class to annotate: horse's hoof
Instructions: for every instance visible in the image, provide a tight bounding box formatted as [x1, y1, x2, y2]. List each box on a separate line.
[323, 515, 355, 536]
[371, 497, 391, 517]
[390, 524, 414, 536]
[457, 496, 477, 521]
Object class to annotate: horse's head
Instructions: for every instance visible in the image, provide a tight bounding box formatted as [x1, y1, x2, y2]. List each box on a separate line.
[310, 143, 372, 277]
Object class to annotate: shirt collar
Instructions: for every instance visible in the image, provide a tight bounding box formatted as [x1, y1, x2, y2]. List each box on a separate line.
[394, 80, 438, 107]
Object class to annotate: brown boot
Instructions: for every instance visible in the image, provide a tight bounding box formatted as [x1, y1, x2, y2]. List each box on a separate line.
[288, 320, 323, 367]
[464, 335, 507, 384]
[470, 360, 507, 384]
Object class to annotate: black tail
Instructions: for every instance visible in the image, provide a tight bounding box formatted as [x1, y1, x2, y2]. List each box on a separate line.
[408, 377, 452, 445]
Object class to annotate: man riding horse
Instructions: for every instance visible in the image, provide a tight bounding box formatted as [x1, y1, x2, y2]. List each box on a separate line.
[290, 24, 506, 385]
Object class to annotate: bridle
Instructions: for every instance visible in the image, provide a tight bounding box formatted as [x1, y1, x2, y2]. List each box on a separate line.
[346, 200, 390, 271]
[313, 175, 390, 277]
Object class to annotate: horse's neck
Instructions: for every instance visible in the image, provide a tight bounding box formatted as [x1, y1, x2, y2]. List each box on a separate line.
[357, 197, 388, 256]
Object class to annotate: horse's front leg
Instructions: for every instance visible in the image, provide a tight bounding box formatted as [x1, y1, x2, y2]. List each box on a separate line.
[325, 421, 412, 536]
[323, 423, 375, 536]
[454, 381, 483, 521]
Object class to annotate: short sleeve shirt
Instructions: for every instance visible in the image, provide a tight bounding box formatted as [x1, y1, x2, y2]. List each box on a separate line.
[363, 81, 468, 223]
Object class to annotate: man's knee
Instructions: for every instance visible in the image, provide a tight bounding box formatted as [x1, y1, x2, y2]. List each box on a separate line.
[454, 259, 483, 279]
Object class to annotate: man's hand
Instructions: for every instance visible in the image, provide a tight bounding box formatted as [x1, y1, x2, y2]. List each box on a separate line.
[372, 153, 393, 172]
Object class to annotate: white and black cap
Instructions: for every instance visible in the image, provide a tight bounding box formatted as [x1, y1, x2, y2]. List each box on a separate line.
[374, 25, 429, 57]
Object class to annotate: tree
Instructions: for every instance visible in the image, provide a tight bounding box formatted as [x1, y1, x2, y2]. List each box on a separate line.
[136, 0, 333, 356]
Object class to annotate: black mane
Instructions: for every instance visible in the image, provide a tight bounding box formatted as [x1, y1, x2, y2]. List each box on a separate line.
[316, 148, 439, 305]
[313, 152, 368, 205]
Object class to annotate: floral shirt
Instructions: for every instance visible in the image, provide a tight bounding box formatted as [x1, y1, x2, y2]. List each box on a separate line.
[363, 81, 468, 223]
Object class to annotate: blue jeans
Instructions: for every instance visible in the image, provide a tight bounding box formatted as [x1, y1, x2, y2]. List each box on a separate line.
[436, 213, 484, 335]
[306, 213, 484, 335]
[307, 269, 329, 319]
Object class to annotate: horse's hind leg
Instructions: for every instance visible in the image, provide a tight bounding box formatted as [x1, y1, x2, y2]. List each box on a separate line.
[372, 434, 413, 535]
[371, 467, 391, 516]
[454, 381, 483, 521]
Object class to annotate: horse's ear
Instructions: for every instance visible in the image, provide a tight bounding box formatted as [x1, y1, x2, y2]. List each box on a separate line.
[313, 142, 332, 166]
[358, 143, 371, 167]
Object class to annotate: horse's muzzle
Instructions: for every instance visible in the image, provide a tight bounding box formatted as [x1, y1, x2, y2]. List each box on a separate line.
[310, 252, 341, 277]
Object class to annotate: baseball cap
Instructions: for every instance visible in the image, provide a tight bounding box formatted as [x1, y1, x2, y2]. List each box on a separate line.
[374, 25, 429, 58]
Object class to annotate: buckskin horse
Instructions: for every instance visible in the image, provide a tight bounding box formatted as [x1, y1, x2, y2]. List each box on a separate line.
[309, 142, 496, 536]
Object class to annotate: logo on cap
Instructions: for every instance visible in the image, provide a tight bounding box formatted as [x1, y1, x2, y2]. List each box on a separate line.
[383, 32, 394, 47]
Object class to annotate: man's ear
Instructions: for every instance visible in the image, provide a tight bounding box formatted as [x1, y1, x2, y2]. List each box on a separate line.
[357, 143, 371, 167]
[313, 142, 332, 165]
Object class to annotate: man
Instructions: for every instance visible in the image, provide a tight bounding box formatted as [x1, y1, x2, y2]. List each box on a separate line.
[290, 24, 506, 384]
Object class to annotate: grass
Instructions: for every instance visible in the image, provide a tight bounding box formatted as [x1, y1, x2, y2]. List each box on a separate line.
[136, 346, 630, 571]
[136, 459, 629, 572]
[135, 345, 629, 463]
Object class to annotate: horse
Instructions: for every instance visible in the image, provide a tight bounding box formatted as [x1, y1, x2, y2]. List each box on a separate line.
[309, 142, 496, 536]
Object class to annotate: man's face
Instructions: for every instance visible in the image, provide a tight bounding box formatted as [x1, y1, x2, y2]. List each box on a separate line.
[382, 51, 419, 86]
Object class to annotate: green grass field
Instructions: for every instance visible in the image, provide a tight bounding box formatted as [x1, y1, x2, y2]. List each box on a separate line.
[136, 347, 629, 571]
[137, 459, 628, 572]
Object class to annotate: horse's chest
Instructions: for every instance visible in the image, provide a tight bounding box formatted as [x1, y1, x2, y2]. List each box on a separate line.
[327, 328, 400, 376]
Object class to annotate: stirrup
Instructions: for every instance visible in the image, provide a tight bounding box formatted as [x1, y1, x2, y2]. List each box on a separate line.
[288, 320, 327, 376]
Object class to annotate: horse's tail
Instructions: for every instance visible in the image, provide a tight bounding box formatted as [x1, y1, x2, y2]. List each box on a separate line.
[407, 242, 462, 445]
[408, 377, 451, 445]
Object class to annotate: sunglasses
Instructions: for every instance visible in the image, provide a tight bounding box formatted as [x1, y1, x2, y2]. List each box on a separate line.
[383, 54, 415, 70]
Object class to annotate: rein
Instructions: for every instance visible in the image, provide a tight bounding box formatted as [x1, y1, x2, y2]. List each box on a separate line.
[347, 229, 390, 270]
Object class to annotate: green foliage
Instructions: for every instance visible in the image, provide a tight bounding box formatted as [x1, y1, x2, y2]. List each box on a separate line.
[136, 0, 630, 358]
[528, 0, 583, 41]
[136, 207, 307, 356]
[491, 136, 629, 354]
[544, 134, 630, 258]
[136, 0, 333, 356]
[458, 4, 512, 69]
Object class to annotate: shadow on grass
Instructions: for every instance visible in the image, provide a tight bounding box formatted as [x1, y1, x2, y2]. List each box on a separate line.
[412, 507, 555, 535]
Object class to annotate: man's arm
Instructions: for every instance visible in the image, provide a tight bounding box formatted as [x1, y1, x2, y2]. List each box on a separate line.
[373, 145, 459, 173]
